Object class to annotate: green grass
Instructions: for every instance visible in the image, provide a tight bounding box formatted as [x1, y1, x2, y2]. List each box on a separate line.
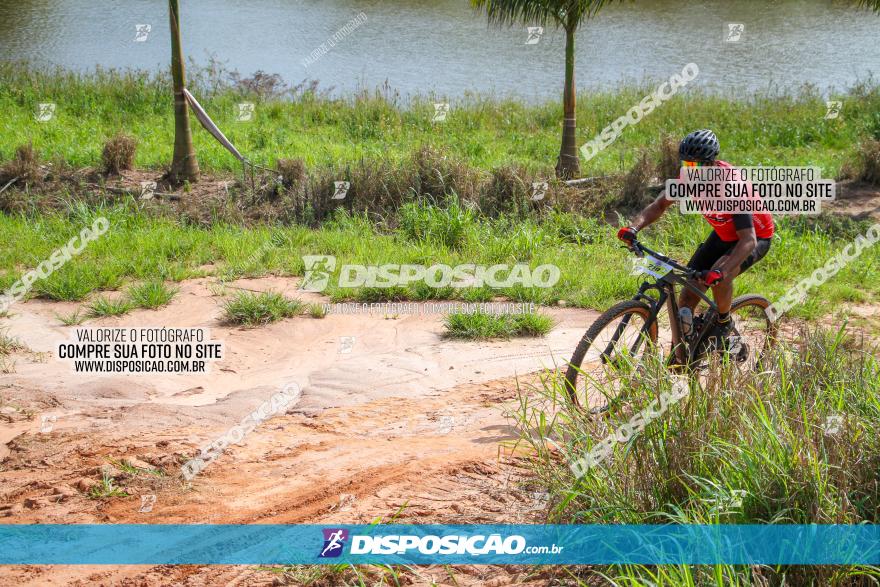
[0, 328, 24, 355]
[87, 474, 129, 499]
[87, 296, 132, 318]
[278, 563, 417, 587]
[2, 65, 878, 320]
[444, 311, 555, 339]
[399, 198, 477, 250]
[513, 327, 880, 584]
[54, 308, 87, 326]
[0, 203, 877, 322]
[111, 458, 164, 478]
[127, 281, 179, 310]
[32, 266, 108, 302]
[2, 62, 879, 177]
[306, 303, 327, 319]
[222, 290, 304, 326]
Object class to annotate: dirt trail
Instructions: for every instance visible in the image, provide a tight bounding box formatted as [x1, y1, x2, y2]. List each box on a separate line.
[827, 181, 880, 220]
[0, 277, 598, 586]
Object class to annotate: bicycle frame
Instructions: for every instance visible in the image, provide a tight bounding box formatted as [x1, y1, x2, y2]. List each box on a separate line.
[602, 241, 718, 365]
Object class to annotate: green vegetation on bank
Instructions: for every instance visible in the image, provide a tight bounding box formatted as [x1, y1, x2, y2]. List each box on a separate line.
[514, 328, 880, 584]
[0, 202, 877, 323]
[2, 64, 879, 325]
[2, 62, 880, 177]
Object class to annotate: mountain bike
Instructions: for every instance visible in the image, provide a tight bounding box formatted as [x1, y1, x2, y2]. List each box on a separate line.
[564, 238, 777, 411]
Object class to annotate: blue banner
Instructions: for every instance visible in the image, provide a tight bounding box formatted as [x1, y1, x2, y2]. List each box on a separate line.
[1, 524, 879, 565]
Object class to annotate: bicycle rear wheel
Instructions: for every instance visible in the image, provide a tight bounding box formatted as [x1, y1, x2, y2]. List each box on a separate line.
[729, 294, 777, 368]
[564, 300, 658, 411]
[689, 294, 777, 369]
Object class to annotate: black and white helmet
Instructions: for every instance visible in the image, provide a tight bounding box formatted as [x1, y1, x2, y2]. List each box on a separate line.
[679, 129, 719, 162]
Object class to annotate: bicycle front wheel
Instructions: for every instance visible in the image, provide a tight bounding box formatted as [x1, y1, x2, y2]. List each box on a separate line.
[564, 300, 658, 411]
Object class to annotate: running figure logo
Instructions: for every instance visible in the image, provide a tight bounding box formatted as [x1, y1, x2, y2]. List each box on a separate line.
[525, 26, 544, 44]
[825, 100, 842, 120]
[332, 181, 350, 200]
[36, 103, 56, 122]
[134, 24, 152, 42]
[531, 181, 548, 201]
[432, 103, 449, 123]
[319, 528, 349, 558]
[726, 23, 744, 42]
[237, 102, 255, 122]
[301, 255, 336, 292]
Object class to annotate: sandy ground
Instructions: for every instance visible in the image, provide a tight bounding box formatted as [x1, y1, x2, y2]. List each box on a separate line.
[0, 276, 599, 586]
[2, 182, 877, 586]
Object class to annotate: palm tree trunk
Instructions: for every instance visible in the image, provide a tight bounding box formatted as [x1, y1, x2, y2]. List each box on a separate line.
[168, 0, 199, 183]
[556, 23, 580, 179]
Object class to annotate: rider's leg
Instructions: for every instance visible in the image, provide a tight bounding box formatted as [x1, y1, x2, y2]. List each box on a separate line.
[709, 266, 739, 314]
[707, 266, 740, 351]
[711, 237, 772, 315]
[675, 233, 726, 364]
[678, 280, 705, 311]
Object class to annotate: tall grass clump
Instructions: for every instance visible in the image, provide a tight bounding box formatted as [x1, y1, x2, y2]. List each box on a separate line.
[398, 197, 478, 249]
[222, 290, 303, 326]
[55, 309, 87, 326]
[513, 327, 880, 584]
[127, 281, 178, 309]
[851, 139, 880, 185]
[619, 150, 655, 209]
[0, 143, 41, 186]
[481, 165, 535, 217]
[444, 310, 555, 339]
[0, 329, 25, 355]
[101, 133, 137, 175]
[87, 296, 132, 318]
[657, 133, 681, 181]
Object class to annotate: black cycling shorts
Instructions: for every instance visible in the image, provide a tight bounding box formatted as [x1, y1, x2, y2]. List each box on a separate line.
[687, 231, 772, 274]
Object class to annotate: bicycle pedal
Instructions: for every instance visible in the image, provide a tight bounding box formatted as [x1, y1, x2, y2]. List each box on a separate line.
[734, 341, 749, 363]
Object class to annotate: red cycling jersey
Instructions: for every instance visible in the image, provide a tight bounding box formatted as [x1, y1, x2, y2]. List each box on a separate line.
[696, 160, 774, 242]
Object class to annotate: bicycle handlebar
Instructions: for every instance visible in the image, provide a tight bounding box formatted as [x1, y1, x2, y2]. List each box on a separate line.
[628, 239, 700, 279]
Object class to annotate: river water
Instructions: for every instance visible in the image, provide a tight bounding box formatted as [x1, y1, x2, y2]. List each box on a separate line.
[1, 0, 878, 99]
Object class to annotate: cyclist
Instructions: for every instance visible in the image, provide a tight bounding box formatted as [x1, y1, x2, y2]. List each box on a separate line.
[617, 129, 774, 349]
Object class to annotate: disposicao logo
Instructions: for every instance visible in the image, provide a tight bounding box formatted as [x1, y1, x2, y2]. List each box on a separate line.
[350, 534, 527, 555]
[317, 532, 527, 555]
[315, 530, 564, 559]
[300, 255, 560, 292]
[319, 528, 349, 558]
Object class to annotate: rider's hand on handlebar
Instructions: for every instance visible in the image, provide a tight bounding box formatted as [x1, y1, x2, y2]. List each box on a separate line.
[700, 268, 724, 287]
[617, 226, 638, 247]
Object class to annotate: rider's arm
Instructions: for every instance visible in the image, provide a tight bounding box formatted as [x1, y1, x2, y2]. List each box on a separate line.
[714, 218, 757, 278]
[630, 193, 675, 231]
